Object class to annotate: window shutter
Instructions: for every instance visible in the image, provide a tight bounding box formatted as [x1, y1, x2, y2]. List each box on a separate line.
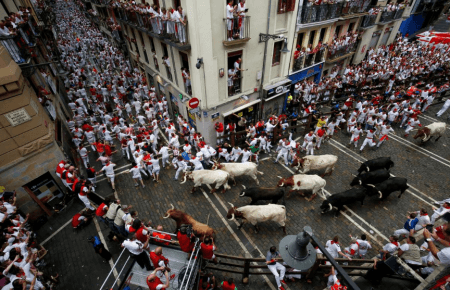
[287, 0, 296, 12]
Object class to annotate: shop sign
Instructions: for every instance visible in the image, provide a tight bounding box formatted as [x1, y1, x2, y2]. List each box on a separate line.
[237, 112, 243, 117]
[232, 98, 250, 109]
[5, 108, 31, 127]
[211, 112, 220, 120]
[203, 111, 208, 117]
[267, 84, 291, 98]
[248, 106, 253, 112]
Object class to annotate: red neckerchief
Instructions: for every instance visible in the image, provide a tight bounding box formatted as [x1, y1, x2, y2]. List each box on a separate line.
[391, 241, 399, 247]
[331, 241, 339, 244]
[421, 213, 428, 216]
[445, 204, 450, 209]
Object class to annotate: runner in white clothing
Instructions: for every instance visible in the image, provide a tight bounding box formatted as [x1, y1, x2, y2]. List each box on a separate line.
[129, 162, 145, 188]
[98, 162, 116, 193]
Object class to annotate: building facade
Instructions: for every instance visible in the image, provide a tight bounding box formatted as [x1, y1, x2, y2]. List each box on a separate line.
[0, 0, 75, 218]
[86, 0, 301, 144]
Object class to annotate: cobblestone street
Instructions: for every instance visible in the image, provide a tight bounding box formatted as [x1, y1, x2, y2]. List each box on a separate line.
[35, 102, 450, 290]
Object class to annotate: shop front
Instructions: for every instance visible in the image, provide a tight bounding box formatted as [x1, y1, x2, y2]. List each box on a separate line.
[288, 63, 323, 85]
[262, 79, 292, 120]
[223, 98, 260, 126]
[23, 172, 65, 216]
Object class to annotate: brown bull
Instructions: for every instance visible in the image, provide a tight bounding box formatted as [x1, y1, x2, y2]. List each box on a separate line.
[163, 204, 215, 238]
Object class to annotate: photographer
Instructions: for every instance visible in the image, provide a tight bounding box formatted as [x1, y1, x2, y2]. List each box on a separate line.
[177, 225, 195, 253]
[146, 266, 170, 290]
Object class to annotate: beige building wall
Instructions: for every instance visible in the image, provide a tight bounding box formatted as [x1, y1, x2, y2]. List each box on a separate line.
[0, 46, 65, 217]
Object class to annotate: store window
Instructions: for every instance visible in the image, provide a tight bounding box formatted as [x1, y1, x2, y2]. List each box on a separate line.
[23, 172, 65, 215]
[272, 41, 282, 66]
[277, 0, 295, 14]
[227, 50, 243, 97]
[179, 52, 191, 95]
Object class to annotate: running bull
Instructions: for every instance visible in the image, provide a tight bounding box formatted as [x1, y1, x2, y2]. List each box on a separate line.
[320, 188, 367, 217]
[413, 122, 446, 142]
[163, 204, 214, 238]
[291, 154, 338, 176]
[364, 177, 409, 200]
[181, 169, 231, 193]
[239, 185, 285, 205]
[350, 169, 390, 186]
[212, 162, 264, 185]
[357, 157, 394, 176]
[276, 174, 326, 201]
[226, 202, 287, 234]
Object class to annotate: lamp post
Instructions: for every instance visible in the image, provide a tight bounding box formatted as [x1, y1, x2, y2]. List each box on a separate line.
[258, 33, 290, 120]
[279, 226, 360, 290]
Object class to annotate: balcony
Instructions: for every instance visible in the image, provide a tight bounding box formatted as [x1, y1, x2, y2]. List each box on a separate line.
[340, 0, 371, 16]
[222, 16, 251, 46]
[360, 14, 377, 28]
[114, 8, 190, 51]
[393, 8, 405, 19]
[0, 34, 31, 65]
[298, 3, 343, 25]
[327, 42, 358, 61]
[292, 49, 325, 72]
[379, 10, 395, 23]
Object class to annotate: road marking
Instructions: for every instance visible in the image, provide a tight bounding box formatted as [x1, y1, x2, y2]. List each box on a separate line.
[93, 218, 119, 279]
[276, 160, 387, 247]
[388, 134, 450, 167]
[41, 219, 72, 246]
[199, 188, 277, 290]
[329, 139, 436, 206]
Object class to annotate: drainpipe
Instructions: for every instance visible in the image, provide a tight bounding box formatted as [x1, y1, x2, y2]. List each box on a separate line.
[258, 0, 272, 120]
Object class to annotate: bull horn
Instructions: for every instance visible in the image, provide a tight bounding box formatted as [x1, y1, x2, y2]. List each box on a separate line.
[328, 203, 333, 211]
[279, 182, 284, 187]
[366, 166, 370, 172]
[228, 213, 235, 221]
[277, 176, 283, 179]
[378, 191, 383, 199]
[359, 180, 362, 185]
[180, 173, 187, 184]
[366, 184, 376, 188]
[170, 204, 174, 210]
[242, 185, 246, 189]
[240, 192, 246, 197]
[163, 213, 170, 219]
[351, 174, 357, 177]
[228, 202, 235, 208]
[423, 133, 428, 141]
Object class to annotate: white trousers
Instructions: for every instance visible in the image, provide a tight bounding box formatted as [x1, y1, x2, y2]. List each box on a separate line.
[394, 228, 410, 237]
[267, 262, 286, 288]
[437, 104, 449, 117]
[78, 194, 95, 210]
[360, 138, 376, 151]
[276, 152, 288, 165]
[405, 125, 415, 134]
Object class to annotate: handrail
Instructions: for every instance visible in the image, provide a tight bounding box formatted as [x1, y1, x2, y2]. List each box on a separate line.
[110, 255, 131, 289]
[99, 247, 127, 290]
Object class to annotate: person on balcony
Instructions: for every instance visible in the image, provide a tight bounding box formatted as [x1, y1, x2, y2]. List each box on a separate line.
[226, 1, 238, 41]
[173, 6, 187, 45]
[237, 0, 247, 39]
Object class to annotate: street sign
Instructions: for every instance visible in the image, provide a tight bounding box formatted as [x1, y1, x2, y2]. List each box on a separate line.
[189, 97, 199, 108]
[190, 107, 200, 114]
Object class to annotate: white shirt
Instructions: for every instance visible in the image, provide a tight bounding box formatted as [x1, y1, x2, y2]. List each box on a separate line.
[226, 4, 235, 18]
[130, 167, 141, 179]
[102, 163, 116, 176]
[325, 240, 341, 259]
[122, 239, 144, 255]
[437, 247, 450, 264]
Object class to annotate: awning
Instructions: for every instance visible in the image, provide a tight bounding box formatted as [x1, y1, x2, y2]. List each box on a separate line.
[266, 91, 287, 102]
[223, 99, 260, 117]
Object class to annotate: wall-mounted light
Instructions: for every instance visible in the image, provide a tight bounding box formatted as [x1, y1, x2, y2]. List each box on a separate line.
[219, 68, 224, 78]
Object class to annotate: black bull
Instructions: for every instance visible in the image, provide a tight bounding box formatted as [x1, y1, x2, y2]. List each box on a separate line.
[357, 157, 394, 176]
[320, 188, 367, 217]
[350, 169, 390, 186]
[239, 185, 285, 205]
[364, 177, 409, 200]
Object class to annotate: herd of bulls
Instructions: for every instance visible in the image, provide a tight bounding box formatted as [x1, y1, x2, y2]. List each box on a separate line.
[164, 155, 408, 237]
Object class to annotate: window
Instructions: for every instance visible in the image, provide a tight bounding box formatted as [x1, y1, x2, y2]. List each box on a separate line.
[179, 52, 191, 94]
[173, 0, 181, 8]
[278, 0, 295, 14]
[308, 30, 316, 46]
[138, 31, 145, 46]
[227, 50, 243, 97]
[148, 36, 155, 51]
[153, 0, 160, 7]
[319, 28, 327, 42]
[348, 22, 355, 33]
[143, 49, 149, 63]
[272, 42, 282, 66]
[161, 43, 172, 81]
[335, 25, 342, 38]
[296, 32, 304, 49]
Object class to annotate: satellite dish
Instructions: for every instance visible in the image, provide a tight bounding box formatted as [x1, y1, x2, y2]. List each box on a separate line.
[279, 226, 316, 271]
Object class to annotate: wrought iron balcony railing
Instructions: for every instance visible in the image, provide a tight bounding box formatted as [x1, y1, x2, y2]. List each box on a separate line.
[340, 0, 371, 15]
[327, 42, 357, 60]
[361, 14, 377, 27]
[298, 3, 343, 24]
[223, 16, 251, 43]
